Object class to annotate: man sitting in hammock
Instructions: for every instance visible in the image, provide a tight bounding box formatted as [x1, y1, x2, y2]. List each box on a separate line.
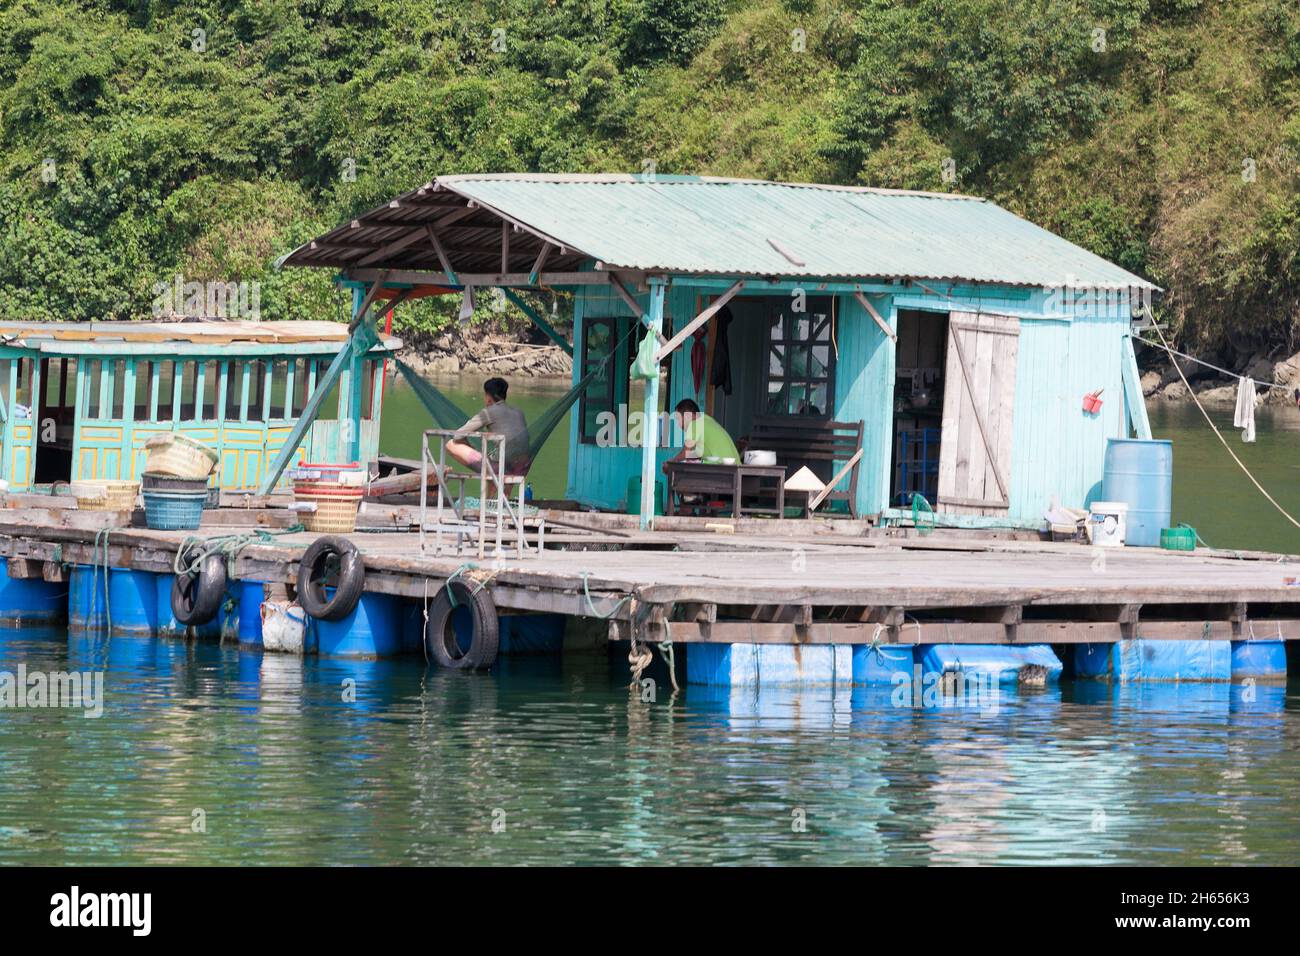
[445, 377, 532, 477]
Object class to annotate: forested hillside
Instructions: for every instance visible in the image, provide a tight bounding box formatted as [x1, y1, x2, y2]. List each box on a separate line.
[0, 0, 1296, 359]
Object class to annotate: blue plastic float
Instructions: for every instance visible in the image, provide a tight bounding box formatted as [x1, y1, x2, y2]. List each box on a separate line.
[1075, 638, 1231, 681]
[0, 556, 67, 625]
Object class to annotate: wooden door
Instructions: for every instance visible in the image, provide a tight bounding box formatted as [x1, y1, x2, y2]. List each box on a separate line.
[936, 311, 1019, 515]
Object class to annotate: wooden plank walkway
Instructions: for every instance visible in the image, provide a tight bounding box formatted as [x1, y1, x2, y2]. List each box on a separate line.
[2, 506, 1299, 646]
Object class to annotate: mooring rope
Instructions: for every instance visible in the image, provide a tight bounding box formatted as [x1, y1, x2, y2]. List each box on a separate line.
[866, 622, 910, 662]
[172, 525, 305, 576]
[1134, 335, 1294, 392]
[443, 562, 500, 608]
[91, 526, 125, 637]
[579, 571, 631, 620]
[1147, 321, 1300, 532]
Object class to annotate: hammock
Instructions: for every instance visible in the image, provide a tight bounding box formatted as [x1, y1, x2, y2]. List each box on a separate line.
[394, 323, 637, 469]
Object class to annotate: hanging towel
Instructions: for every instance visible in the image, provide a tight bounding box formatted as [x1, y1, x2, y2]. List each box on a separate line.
[710, 305, 734, 395]
[1234, 376, 1257, 443]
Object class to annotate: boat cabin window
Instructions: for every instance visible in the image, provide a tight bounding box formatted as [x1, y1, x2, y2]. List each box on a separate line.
[199, 360, 218, 420]
[82, 360, 103, 418]
[155, 361, 176, 421]
[291, 358, 312, 416]
[266, 360, 284, 419]
[110, 360, 126, 419]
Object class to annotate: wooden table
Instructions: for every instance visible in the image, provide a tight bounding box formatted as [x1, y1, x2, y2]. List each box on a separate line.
[664, 461, 786, 517]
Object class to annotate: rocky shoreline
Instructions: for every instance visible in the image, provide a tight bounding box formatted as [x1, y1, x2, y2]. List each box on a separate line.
[400, 324, 573, 380]
[1139, 346, 1300, 406]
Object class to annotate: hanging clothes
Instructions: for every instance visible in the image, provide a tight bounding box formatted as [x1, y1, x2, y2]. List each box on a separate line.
[691, 330, 707, 394]
[1234, 376, 1257, 443]
[710, 305, 734, 396]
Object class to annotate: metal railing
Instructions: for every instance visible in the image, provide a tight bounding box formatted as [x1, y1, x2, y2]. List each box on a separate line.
[418, 428, 542, 559]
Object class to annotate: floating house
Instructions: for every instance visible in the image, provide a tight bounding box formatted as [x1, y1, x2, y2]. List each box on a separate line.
[281, 173, 1157, 528]
[0, 321, 399, 492]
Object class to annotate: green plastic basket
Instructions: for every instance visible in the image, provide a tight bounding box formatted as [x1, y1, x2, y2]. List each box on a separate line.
[1160, 525, 1196, 551]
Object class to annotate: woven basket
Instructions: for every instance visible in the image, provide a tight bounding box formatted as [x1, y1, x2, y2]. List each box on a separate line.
[297, 493, 362, 533]
[143, 433, 219, 479]
[71, 480, 140, 512]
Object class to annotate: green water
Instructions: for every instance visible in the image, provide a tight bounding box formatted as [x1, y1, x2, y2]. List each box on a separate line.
[1149, 402, 1300, 555]
[1, 383, 1298, 865]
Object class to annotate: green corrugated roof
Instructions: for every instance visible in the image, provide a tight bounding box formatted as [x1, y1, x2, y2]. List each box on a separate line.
[438, 174, 1156, 290]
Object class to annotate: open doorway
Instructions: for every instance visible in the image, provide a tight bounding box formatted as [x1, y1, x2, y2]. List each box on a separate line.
[890, 310, 948, 507]
[35, 357, 76, 486]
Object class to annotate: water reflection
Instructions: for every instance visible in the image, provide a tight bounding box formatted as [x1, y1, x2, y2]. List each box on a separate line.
[0, 629, 1296, 865]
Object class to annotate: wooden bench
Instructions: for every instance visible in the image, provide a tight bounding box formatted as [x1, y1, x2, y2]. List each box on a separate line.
[747, 416, 865, 517]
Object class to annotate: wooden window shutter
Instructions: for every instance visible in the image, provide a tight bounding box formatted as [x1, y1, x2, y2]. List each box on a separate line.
[936, 311, 1020, 514]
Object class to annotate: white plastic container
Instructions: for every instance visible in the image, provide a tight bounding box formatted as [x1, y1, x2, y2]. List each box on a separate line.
[261, 601, 307, 654]
[1087, 501, 1129, 547]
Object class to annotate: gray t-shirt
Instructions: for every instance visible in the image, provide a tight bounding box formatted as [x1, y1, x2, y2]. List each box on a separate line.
[455, 401, 530, 465]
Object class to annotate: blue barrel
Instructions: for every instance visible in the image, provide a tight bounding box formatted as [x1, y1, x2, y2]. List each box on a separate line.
[69, 565, 159, 636]
[311, 591, 402, 658]
[1102, 438, 1173, 547]
[0, 557, 67, 625]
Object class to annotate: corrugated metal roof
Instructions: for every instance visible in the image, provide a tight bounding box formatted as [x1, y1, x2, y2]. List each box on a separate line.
[435, 174, 1156, 290]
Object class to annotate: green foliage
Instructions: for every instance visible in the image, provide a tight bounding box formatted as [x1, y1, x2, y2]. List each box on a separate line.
[0, 0, 1296, 352]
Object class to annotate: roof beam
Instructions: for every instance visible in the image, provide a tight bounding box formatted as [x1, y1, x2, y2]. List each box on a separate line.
[853, 291, 897, 343]
[425, 225, 459, 285]
[355, 228, 430, 267]
[528, 243, 552, 284]
[345, 268, 611, 288]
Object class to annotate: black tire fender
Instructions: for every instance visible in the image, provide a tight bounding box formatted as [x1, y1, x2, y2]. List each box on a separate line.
[171, 552, 228, 626]
[297, 535, 365, 622]
[424, 580, 499, 670]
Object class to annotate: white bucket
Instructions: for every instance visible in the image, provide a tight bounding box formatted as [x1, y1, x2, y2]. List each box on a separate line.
[1087, 501, 1129, 547]
[261, 600, 307, 654]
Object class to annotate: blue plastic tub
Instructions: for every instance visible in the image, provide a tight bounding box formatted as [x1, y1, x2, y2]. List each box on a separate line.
[143, 489, 206, 530]
[1101, 438, 1173, 547]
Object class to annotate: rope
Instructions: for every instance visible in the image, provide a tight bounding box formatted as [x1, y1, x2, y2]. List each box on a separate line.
[866, 622, 910, 662]
[1135, 335, 1293, 392]
[628, 638, 653, 684]
[443, 562, 498, 608]
[579, 571, 631, 620]
[1148, 321, 1300, 532]
[172, 525, 304, 575]
[91, 526, 124, 637]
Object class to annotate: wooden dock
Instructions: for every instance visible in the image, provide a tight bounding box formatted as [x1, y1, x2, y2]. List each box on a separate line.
[3, 501, 1299, 648]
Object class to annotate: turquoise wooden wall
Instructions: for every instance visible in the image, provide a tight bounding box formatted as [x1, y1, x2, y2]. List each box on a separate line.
[569, 277, 1139, 525]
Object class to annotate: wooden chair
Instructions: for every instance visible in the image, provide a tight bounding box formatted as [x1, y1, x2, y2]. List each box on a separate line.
[748, 416, 865, 517]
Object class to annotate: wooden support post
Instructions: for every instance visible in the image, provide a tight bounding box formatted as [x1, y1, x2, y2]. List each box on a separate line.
[6, 557, 42, 579]
[258, 280, 385, 495]
[640, 282, 666, 530]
